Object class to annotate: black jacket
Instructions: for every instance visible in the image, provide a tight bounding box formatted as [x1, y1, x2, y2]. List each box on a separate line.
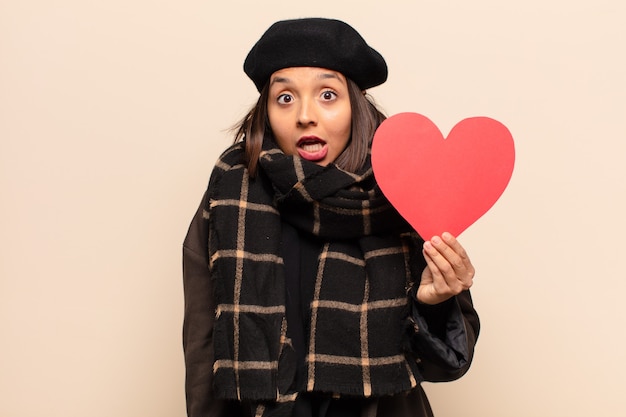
[182, 171, 480, 417]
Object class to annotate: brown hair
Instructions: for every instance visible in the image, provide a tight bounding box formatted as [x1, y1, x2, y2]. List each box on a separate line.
[231, 78, 386, 177]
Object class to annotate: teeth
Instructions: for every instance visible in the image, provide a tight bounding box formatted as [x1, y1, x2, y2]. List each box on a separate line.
[301, 143, 323, 152]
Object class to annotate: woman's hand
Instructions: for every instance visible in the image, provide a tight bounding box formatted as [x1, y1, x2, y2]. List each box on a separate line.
[417, 232, 475, 305]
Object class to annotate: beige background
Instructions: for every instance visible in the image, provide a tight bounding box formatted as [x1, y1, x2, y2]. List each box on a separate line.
[1, 0, 625, 416]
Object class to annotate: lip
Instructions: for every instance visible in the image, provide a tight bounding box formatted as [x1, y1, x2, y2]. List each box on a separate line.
[296, 136, 328, 162]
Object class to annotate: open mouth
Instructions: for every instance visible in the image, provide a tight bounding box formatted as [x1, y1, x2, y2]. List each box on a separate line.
[296, 136, 328, 162]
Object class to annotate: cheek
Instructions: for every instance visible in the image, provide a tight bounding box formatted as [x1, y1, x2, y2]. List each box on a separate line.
[268, 110, 280, 136]
[268, 114, 295, 153]
[333, 108, 352, 143]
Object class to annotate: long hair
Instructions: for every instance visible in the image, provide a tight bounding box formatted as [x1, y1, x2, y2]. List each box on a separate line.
[231, 78, 386, 177]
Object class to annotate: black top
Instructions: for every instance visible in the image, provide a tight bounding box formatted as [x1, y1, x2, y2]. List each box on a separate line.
[282, 222, 365, 416]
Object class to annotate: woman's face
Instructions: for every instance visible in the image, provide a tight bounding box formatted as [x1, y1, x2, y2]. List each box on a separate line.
[267, 67, 352, 166]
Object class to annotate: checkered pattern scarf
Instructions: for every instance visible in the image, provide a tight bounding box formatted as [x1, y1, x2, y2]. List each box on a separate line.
[208, 139, 425, 416]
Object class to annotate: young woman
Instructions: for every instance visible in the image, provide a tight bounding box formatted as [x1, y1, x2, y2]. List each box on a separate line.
[183, 18, 480, 417]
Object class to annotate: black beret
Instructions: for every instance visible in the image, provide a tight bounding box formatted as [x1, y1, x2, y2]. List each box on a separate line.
[244, 18, 388, 92]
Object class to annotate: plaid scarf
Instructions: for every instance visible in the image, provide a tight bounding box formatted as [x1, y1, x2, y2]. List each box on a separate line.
[208, 139, 425, 415]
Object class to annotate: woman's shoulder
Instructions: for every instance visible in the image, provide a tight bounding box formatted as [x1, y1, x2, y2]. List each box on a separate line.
[204, 141, 249, 194]
[213, 141, 247, 172]
[206, 142, 247, 182]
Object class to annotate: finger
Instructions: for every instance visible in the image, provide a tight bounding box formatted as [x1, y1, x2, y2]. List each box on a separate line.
[424, 238, 469, 292]
[421, 245, 443, 281]
[423, 241, 461, 292]
[441, 233, 475, 288]
[430, 235, 464, 269]
[428, 236, 465, 276]
[421, 252, 452, 300]
[441, 232, 473, 270]
[433, 234, 475, 285]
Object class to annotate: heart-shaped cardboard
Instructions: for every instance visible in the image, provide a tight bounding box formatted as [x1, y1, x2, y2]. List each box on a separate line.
[371, 112, 515, 240]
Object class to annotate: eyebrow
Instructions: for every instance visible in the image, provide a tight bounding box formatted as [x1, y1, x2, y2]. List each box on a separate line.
[270, 76, 290, 86]
[269, 71, 343, 86]
[317, 72, 342, 81]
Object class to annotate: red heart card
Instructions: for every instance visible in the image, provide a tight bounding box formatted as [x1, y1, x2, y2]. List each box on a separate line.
[371, 112, 515, 240]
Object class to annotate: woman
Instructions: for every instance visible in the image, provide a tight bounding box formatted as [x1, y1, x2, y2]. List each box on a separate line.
[183, 17, 480, 417]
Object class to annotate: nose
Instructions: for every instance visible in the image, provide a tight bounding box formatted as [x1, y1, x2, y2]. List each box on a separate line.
[296, 98, 317, 127]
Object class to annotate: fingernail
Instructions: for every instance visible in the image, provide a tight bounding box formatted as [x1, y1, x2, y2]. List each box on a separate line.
[431, 236, 441, 245]
[442, 232, 452, 240]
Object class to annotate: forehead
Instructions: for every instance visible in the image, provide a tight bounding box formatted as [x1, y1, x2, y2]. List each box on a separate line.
[269, 67, 347, 85]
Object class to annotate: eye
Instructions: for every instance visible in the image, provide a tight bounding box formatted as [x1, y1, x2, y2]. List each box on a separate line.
[321, 90, 337, 101]
[277, 94, 294, 104]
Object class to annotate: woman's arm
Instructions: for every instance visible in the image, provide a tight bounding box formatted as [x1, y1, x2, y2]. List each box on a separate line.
[410, 290, 480, 382]
[183, 193, 230, 417]
[408, 232, 480, 381]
